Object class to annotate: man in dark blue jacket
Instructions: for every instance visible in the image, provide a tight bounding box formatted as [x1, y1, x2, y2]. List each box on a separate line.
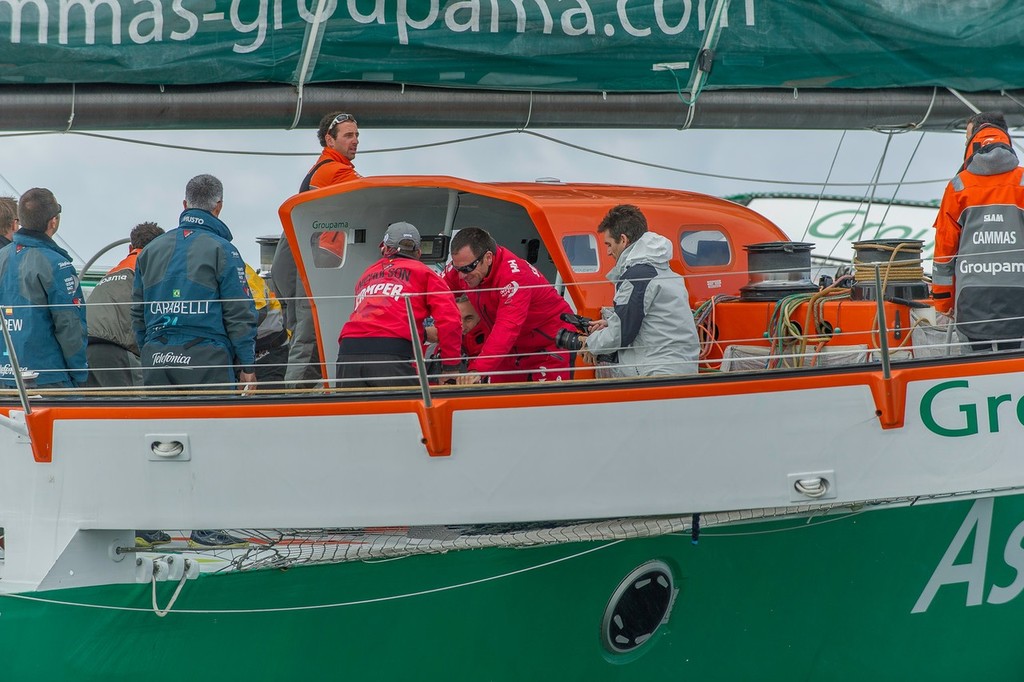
[0, 188, 87, 388]
[131, 174, 257, 391]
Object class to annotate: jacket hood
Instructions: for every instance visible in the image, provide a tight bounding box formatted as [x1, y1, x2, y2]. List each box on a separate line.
[177, 208, 234, 241]
[963, 125, 1019, 176]
[609, 232, 673, 280]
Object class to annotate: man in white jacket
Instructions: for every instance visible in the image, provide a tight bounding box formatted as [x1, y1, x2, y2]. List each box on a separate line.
[582, 204, 699, 377]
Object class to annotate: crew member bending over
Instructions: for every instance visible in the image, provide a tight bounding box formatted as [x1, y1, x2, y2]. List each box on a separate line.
[337, 222, 462, 388]
[444, 227, 573, 384]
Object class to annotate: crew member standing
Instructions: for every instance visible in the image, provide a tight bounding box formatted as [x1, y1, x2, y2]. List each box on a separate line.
[85, 222, 164, 387]
[337, 222, 462, 388]
[273, 111, 363, 388]
[0, 188, 87, 388]
[933, 112, 1024, 350]
[245, 262, 290, 386]
[132, 174, 257, 390]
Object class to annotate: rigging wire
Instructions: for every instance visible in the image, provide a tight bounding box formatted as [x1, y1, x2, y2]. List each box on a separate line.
[0, 128, 954, 189]
[877, 130, 929, 230]
[861, 131, 894, 236]
[517, 129, 948, 188]
[0, 174, 87, 264]
[799, 130, 847, 243]
[951, 86, 1024, 158]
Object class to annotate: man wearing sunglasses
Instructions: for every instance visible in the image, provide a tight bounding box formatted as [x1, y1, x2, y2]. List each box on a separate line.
[0, 188, 87, 388]
[444, 227, 574, 384]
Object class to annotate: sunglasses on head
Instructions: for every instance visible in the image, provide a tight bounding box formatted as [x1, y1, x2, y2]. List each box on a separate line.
[454, 254, 485, 274]
[50, 203, 61, 222]
[330, 113, 355, 128]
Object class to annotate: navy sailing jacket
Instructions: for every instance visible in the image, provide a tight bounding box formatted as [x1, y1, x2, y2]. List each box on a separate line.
[0, 230, 88, 386]
[131, 209, 257, 367]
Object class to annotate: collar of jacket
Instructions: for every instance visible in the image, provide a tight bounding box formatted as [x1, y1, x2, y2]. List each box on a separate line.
[12, 228, 73, 260]
[478, 244, 509, 288]
[321, 147, 356, 170]
[608, 232, 672, 281]
[176, 208, 234, 241]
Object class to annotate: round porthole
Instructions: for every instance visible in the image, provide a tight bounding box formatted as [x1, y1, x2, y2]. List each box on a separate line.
[601, 560, 675, 654]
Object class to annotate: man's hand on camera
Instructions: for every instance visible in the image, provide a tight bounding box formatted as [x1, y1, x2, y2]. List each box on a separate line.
[588, 319, 608, 333]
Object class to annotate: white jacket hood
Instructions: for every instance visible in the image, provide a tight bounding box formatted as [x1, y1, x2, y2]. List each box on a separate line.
[609, 231, 673, 281]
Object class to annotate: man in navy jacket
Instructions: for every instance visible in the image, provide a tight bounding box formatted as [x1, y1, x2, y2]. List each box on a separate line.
[0, 188, 87, 388]
[132, 174, 256, 391]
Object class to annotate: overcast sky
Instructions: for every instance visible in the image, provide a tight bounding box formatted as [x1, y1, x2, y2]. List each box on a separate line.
[0, 126, 966, 271]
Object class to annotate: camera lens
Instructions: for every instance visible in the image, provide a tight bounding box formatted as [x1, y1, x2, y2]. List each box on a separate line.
[555, 328, 584, 352]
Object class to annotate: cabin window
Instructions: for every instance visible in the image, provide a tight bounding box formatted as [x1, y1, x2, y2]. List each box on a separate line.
[562, 234, 600, 273]
[680, 229, 730, 267]
[310, 231, 347, 269]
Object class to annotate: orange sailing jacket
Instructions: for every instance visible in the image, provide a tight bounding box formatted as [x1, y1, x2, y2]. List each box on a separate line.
[932, 126, 1024, 341]
[305, 148, 360, 191]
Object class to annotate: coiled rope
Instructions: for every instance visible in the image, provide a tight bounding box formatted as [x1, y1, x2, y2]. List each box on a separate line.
[852, 242, 925, 290]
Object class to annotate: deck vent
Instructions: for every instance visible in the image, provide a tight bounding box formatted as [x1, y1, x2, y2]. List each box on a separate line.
[601, 560, 676, 654]
[740, 241, 818, 301]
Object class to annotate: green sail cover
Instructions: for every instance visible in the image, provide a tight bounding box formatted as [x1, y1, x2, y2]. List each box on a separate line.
[1, 0, 1022, 92]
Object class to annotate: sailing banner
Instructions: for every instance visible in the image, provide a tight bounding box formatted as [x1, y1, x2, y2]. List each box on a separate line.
[1, 1, 1023, 92]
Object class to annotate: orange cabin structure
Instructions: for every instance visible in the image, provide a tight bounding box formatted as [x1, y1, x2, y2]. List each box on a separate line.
[278, 176, 933, 377]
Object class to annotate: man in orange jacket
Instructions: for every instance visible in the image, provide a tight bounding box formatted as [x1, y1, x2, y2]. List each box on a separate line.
[933, 112, 1024, 351]
[300, 111, 361, 191]
[273, 111, 363, 389]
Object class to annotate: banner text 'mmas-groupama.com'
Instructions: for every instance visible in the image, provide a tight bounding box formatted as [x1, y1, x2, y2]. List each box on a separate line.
[2, 0, 756, 53]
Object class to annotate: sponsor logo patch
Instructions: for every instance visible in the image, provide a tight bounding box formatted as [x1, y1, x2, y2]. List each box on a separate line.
[152, 351, 192, 365]
[500, 281, 519, 300]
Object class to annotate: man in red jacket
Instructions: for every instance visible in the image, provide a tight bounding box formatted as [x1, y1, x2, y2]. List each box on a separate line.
[337, 222, 462, 388]
[445, 227, 573, 384]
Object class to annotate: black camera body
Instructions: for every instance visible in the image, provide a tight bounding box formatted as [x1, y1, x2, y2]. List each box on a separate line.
[555, 312, 618, 364]
[555, 313, 593, 352]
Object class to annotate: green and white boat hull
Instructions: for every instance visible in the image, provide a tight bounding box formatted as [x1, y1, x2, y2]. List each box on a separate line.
[4, 494, 1022, 680]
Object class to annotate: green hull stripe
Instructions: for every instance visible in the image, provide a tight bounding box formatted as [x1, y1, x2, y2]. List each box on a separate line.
[5, 496, 1024, 679]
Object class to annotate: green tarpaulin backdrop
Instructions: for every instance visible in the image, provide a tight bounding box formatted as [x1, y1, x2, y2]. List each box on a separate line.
[2, 1, 1022, 92]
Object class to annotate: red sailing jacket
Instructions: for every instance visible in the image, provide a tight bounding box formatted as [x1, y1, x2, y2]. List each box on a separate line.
[463, 317, 490, 358]
[444, 245, 573, 374]
[340, 255, 462, 365]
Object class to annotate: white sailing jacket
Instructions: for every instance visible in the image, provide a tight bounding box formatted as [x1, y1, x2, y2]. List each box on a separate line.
[585, 232, 699, 377]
